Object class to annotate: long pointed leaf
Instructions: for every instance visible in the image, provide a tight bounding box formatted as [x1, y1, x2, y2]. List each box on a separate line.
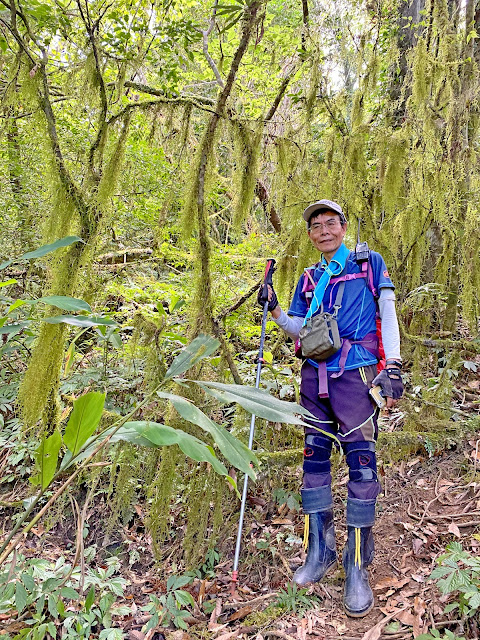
[157, 391, 257, 479]
[0, 236, 83, 271]
[191, 381, 337, 441]
[38, 296, 92, 313]
[43, 315, 116, 328]
[63, 392, 106, 456]
[31, 431, 62, 489]
[164, 334, 219, 381]
[191, 380, 310, 425]
[126, 421, 231, 478]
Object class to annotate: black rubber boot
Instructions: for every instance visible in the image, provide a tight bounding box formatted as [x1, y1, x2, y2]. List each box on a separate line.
[293, 487, 337, 586]
[343, 498, 375, 617]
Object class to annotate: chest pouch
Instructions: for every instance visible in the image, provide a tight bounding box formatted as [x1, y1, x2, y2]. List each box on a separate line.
[298, 281, 345, 361]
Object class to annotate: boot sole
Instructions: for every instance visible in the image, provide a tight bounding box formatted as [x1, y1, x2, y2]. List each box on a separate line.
[293, 560, 338, 587]
[344, 601, 374, 618]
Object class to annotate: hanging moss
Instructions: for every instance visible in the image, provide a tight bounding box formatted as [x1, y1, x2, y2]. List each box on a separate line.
[146, 442, 181, 560]
[410, 38, 429, 109]
[183, 465, 214, 566]
[381, 132, 407, 217]
[95, 114, 132, 212]
[18, 322, 68, 429]
[231, 120, 263, 229]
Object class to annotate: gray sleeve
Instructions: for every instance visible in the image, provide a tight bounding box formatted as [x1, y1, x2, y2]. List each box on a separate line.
[273, 310, 303, 341]
[378, 288, 401, 361]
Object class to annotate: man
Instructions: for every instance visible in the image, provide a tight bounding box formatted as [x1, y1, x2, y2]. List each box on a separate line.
[258, 200, 403, 617]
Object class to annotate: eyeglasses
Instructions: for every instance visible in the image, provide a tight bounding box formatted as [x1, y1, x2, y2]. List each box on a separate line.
[309, 220, 341, 232]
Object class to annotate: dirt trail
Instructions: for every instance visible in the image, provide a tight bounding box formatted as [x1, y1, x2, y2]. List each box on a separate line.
[202, 437, 480, 640]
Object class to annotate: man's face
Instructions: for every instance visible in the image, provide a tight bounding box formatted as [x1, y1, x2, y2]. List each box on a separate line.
[307, 211, 347, 259]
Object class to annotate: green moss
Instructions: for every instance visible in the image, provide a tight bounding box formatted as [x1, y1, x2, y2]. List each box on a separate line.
[231, 120, 263, 229]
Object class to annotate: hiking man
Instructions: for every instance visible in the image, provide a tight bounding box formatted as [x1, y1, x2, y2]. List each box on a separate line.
[258, 200, 403, 617]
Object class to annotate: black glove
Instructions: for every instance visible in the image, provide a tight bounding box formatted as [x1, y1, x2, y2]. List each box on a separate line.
[372, 367, 404, 400]
[257, 284, 278, 312]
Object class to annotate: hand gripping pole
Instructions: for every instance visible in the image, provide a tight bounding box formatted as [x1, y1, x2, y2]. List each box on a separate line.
[230, 259, 276, 595]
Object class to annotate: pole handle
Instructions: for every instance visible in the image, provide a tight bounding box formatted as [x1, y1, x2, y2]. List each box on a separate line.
[259, 258, 276, 301]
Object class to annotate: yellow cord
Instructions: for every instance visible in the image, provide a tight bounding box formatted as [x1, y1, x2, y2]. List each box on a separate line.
[303, 514, 310, 551]
[359, 366, 367, 385]
[354, 527, 361, 567]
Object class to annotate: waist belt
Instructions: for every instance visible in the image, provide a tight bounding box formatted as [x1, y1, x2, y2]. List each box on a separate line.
[317, 332, 379, 398]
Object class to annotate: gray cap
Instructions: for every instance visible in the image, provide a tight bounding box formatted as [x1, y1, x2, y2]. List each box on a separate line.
[302, 199, 345, 223]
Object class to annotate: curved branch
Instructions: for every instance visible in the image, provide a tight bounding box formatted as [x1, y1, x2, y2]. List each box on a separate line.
[264, 64, 298, 122]
[199, 0, 224, 88]
[122, 81, 216, 106]
[77, 0, 109, 175]
[38, 62, 87, 215]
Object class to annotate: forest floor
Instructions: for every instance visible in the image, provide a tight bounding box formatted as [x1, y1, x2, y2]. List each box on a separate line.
[2, 420, 480, 640]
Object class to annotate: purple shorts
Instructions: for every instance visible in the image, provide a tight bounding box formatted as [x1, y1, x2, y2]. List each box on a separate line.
[300, 361, 379, 444]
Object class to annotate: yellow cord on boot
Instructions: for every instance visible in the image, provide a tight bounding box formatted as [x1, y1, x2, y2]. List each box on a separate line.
[303, 514, 310, 551]
[354, 527, 361, 567]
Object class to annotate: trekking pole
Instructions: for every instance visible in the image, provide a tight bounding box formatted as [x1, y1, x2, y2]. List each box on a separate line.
[230, 258, 276, 596]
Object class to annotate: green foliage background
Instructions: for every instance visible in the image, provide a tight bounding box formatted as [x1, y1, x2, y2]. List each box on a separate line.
[1, 0, 480, 571]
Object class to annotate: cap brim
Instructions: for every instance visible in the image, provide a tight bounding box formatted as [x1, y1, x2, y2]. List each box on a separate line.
[303, 203, 336, 222]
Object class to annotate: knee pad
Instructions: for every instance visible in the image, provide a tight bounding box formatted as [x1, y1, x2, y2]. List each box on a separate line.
[303, 435, 333, 475]
[344, 441, 378, 483]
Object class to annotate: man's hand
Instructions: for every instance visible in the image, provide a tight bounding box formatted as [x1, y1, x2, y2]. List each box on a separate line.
[372, 367, 404, 409]
[257, 283, 279, 312]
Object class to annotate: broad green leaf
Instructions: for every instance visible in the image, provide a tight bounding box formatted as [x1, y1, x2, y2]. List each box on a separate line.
[0, 279, 17, 288]
[0, 236, 83, 270]
[63, 392, 106, 456]
[157, 391, 257, 479]
[59, 424, 155, 470]
[43, 315, 116, 328]
[164, 334, 219, 381]
[15, 581, 28, 614]
[37, 296, 92, 312]
[18, 236, 83, 261]
[85, 586, 95, 612]
[167, 575, 192, 591]
[192, 380, 314, 426]
[60, 586, 80, 599]
[31, 431, 62, 490]
[21, 574, 36, 592]
[7, 299, 27, 313]
[174, 590, 195, 607]
[125, 421, 231, 478]
[48, 595, 59, 619]
[0, 322, 29, 335]
[64, 341, 75, 376]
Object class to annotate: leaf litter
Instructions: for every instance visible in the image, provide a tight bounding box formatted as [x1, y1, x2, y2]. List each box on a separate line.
[1, 432, 480, 639]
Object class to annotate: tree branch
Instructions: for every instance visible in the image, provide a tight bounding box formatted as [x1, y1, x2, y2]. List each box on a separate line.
[255, 180, 281, 232]
[77, 0, 109, 177]
[198, 0, 224, 88]
[264, 63, 298, 122]
[215, 279, 262, 323]
[403, 331, 480, 354]
[122, 81, 215, 106]
[38, 61, 87, 215]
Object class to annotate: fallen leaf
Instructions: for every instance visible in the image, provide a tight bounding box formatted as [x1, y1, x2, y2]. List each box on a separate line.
[227, 606, 252, 622]
[413, 596, 426, 637]
[412, 539, 424, 555]
[396, 610, 417, 626]
[448, 522, 461, 538]
[208, 597, 222, 629]
[271, 518, 293, 525]
[361, 608, 406, 640]
[374, 577, 410, 590]
[411, 574, 425, 583]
